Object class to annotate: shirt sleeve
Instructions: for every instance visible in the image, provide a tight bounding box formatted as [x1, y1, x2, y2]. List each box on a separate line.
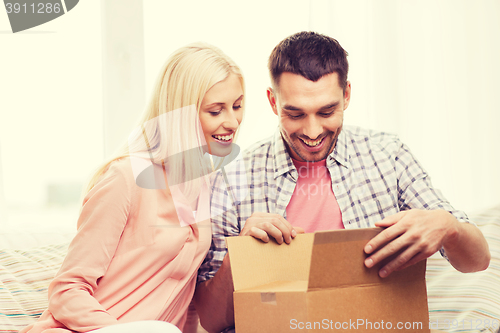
[197, 155, 250, 284]
[47, 162, 132, 332]
[395, 141, 471, 259]
[395, 141, 469, 223]
[197, 170, 240, 284]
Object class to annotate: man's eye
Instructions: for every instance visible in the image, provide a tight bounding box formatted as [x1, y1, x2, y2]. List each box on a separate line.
[320, 111, 334, 117]
[288, 113, 303, 119]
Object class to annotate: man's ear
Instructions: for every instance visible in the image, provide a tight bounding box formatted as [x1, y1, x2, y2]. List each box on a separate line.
[343, 81, 351, 110]
[267, 87, 279, 116]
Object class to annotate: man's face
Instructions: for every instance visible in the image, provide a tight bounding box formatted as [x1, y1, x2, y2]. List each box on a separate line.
[267, 72, 351, 162]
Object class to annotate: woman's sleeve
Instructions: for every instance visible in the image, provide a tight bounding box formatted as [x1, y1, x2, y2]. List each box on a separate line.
[47, 162, 132, 332]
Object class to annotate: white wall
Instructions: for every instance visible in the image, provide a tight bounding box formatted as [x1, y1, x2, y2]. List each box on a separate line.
[0, 1, 103, 212]
[139, 0, 500, 213]
[1, 0, 498, 231]
[308, 0, 500, 213]
[101, 0, 146, 158]
[141, 0, 310, 151]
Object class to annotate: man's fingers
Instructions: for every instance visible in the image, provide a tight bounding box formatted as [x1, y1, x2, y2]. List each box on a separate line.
[396, 252, 427, 271]
[263, 215, 294, 244]
[262, 222, 287, 244]
[253, 213, 292, 230]
[253, 213, 294, 244]
[248, 227, 270, 243]
[365, 232, 407, 268]
[249, 221, 287, 244]
[293, 227, 305, 235]
[365, 209, 452, 277]
[364, 223, 405, 255]
[250, 221, 290, 244]
[274, 215, 295, 243]
[374, 211, 406, 228]
[378, 246, 421, 278]
[242, 213, 306, 245]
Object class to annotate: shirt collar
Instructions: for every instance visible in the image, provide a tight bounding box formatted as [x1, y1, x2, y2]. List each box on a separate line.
[328, 128, 350, 169]
[272, 127, 350, 180]
[273, 128, 295, 179]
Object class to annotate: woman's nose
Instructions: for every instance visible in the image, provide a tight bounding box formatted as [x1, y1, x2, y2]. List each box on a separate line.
[223, 110, 240, 130]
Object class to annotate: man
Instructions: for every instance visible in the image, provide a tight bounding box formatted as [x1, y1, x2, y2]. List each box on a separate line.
[194, 31, 490, 333]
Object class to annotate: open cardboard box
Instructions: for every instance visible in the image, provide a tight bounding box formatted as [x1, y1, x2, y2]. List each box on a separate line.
[226, 228, 430, 332]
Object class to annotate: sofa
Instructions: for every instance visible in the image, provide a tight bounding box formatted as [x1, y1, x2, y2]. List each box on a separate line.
[1, 205, 499, 333]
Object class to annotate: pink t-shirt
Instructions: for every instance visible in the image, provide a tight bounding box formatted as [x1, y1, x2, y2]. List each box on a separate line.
[286, 158, 343, 233]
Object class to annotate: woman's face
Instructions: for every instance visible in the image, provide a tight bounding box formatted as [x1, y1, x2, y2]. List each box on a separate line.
[199, 73, 244, 157]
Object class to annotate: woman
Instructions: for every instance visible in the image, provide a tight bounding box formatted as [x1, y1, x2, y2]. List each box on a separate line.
[20, 43, 244, 333]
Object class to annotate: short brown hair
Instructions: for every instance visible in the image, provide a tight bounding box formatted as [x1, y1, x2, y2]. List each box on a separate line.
[268, 31, 349, 91]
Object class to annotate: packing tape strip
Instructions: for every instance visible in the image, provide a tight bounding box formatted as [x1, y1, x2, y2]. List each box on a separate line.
[260, 292, 277, 305]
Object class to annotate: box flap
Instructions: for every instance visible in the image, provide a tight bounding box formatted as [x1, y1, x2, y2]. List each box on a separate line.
[235, 280, 308, 293]
[226, 233, 314, 291]
[308, 227, 426, 290]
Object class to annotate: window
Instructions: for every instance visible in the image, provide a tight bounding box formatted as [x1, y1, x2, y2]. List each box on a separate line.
[0, 2, 102, 237]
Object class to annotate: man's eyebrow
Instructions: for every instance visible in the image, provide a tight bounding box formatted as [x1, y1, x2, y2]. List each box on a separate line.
[319, 102, 340, 110]
[282, 101, 340, 112]
[282, 104, 301, 111]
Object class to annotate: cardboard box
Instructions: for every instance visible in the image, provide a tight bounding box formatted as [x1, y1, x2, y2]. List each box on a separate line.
[226, 228, 430, 332]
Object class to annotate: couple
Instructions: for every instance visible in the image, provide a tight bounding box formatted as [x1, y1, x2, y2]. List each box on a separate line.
[22, 32, 490, 333]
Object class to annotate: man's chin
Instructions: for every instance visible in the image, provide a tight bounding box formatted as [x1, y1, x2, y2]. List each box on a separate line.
[292, 140, 335, 162]
[299, 153, 329, 162]
[291, 148, 328, 162]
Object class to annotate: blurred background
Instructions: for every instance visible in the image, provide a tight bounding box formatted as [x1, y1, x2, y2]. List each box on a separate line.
[1, 0, 499, 235]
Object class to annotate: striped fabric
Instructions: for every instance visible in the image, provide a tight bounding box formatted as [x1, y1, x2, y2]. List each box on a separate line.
[427, 205, 500, 333]
[0, 242, 68, 333]
[0, 206, 499, 333]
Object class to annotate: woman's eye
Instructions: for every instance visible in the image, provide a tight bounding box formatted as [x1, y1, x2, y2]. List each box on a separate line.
[209, 110, 222, 116]
[233, 105, 242, 110]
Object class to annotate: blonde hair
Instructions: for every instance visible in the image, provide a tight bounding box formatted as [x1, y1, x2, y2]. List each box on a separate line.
[84, 42, 244, 202]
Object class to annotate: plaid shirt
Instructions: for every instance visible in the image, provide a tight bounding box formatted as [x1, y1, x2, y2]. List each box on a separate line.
[198, 126, 469, 330]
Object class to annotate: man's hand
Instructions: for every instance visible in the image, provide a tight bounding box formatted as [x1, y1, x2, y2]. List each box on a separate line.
[195, 213, 305, 332]
[363, 209, 490, 277]
[240, 212, 304, 244]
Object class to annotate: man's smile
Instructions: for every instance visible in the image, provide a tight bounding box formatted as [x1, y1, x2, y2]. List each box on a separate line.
[299, 136, 324, 147]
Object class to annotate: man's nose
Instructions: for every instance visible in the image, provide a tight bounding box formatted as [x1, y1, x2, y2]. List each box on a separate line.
[303, 116, 323, 140]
